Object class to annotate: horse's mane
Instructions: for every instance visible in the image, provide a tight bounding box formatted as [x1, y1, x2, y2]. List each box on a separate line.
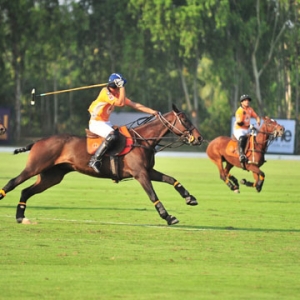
[124, 115, 156, 130]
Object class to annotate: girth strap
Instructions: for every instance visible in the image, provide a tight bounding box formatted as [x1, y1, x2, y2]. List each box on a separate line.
[110, 156, 120, 183]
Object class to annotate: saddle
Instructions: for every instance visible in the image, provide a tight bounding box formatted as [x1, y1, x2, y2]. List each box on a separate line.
[85, 126, 134, 156]
[225, 134, 257, 165]
[85, 126, 134, 183]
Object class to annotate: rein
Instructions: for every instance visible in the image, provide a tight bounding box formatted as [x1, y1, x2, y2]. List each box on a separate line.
[129, 112, 197, 151]
[252, 122, 281, 154]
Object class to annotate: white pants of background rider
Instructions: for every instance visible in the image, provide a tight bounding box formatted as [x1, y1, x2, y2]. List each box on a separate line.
[89, 120, 114, 138]
[233, 128, 249, 140]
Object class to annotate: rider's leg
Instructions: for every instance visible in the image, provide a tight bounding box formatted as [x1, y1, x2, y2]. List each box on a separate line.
[89, 130, 118, 173]
[238, 136, 248, 162]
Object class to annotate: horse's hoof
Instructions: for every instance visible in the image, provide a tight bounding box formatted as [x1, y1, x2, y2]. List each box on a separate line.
[240, 179, 246, 185]
[166, 215, 179, 225]
[22, 218, 32, 224]
[234, 189, 240, 194]
[0, 190, 5, 200]
[16, 218, 31, 224]
[186, 195, 198, 206]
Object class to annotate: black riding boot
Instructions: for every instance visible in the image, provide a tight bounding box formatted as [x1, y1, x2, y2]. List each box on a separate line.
[238, 136, 248, 163]
[89, 132, 118, 173]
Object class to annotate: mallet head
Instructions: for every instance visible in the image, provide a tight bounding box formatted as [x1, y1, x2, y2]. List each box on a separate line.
[31, 89, 35, 105]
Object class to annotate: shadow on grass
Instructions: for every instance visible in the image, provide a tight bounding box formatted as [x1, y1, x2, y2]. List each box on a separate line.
[1, 206, 299, 233]
[94, 222, 300, 233]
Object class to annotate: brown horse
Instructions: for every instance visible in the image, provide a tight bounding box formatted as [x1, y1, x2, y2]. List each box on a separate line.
[0, 123, 6, 135]
[0, 104, 203, 225]
[206, 117, 285, 193]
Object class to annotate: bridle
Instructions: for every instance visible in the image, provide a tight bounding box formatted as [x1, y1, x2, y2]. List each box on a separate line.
[129, 111, 202, 151]
[253, 119, 285, 151]
[156, 111, 201, 145]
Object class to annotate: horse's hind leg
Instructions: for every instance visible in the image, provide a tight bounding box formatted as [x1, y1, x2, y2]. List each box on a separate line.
[16, 166, 70, 223]
[149, 169, 197, 205]
[211, 158, 239, 192]
[0, 169, 34, 200]
[224, 163, 240, 193]
[134, 169, 179, 225]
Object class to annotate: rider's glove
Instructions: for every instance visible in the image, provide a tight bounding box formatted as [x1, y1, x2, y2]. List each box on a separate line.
[114, 78, 124, 88]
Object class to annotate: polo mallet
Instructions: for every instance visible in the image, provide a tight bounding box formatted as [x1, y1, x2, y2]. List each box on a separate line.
[31, 83, 107, 105]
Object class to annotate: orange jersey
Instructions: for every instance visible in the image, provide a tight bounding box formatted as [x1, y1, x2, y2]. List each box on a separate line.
[88, 88, 130, 122]
[234, 106, 258, 130]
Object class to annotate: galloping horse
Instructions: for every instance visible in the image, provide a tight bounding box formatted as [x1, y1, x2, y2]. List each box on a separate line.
[206, 117, 285, 193]
[0, 122, 6, 135]
[0, 104, 203, 225]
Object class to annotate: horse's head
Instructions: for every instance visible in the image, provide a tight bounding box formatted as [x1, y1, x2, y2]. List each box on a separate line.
[0, 123, 6, 136]
[158, 104, 203, 146]
[261, 117, 285, 138]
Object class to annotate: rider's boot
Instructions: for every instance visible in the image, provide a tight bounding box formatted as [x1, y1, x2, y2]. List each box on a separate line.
[89, 131, 118, 173]
[238, 136, 248, 163]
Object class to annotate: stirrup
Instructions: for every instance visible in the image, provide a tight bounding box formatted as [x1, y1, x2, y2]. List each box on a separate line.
[88, 159, 101, 173]
[239, 155, 248, 163]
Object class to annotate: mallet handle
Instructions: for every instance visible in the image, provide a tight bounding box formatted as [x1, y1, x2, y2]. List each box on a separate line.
[38, 83, 107, 97]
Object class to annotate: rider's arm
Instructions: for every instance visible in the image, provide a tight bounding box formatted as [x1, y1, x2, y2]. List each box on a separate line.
[256, 116, 261, 127]
[251, 109, 261, 127]
[113, 87, 126, 107]
[125, 99, 158, 115]
[235, 108, 245, 126]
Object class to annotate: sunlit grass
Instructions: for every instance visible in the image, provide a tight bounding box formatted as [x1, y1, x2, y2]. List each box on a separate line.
[0, 152, 299, 299]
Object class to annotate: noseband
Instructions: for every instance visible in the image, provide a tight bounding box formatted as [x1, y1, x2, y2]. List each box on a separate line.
[254, 120, 284, 151]
[258, 120, 284, 139]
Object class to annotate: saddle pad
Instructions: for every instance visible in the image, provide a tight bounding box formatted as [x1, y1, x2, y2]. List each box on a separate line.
[225, 136, 254, 159]
[86, 126, 133, 156]
[225, 140, 239, 157]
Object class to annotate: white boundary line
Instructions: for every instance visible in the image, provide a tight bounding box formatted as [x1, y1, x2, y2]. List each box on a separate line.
[0, 214, 213, 231]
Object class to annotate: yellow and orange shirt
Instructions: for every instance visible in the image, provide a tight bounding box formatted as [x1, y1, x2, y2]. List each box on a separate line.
[234, 106, 259, 130]
[88, 88, 130, 122]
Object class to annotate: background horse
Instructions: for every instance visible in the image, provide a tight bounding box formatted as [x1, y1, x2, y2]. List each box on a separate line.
[0, 104, 203, 225]
[0, 123, 6, 135]
[206, 117, 285, 193]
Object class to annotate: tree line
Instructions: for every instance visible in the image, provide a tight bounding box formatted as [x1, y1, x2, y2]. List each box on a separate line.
[0, 0, 299, 151]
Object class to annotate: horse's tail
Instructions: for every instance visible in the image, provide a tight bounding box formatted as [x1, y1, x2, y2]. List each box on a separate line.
[14, 143, 34, 155]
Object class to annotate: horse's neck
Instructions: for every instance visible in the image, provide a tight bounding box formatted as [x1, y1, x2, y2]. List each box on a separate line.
[132, 116, 170, 146]
[255, 127, 269, 152]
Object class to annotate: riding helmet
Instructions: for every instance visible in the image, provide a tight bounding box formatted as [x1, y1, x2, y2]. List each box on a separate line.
[108, 73, 127, 88]
[240, 94, 252, 102]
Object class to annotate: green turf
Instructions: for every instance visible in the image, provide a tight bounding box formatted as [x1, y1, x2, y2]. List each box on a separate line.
[0, 152, 299, 299]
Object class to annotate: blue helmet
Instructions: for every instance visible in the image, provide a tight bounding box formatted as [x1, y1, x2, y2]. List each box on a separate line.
[108, 73, 127, 88]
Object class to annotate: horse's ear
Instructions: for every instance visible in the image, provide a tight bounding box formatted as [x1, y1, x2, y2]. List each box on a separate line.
[172, 104, 181, 113]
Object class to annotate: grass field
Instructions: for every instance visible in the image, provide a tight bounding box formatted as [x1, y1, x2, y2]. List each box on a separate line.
[0, 152, 299, 300]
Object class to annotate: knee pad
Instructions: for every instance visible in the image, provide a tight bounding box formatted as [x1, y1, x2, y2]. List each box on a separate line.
[105, 130, 119, 148]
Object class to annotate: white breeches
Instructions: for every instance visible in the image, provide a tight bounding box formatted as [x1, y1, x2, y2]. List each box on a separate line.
[233, 128, 249, 140]
[89, 120, 114, 138]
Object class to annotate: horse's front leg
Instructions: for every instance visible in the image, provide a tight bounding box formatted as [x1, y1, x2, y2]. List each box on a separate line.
[240, 167, 265, 192]
[149, 169, 197, 206]
[253, 171, 265, 192]
[134, 170, 179, 225]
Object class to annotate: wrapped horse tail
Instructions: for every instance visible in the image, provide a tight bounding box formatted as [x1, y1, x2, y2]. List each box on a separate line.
[14, 143, 34, 155]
